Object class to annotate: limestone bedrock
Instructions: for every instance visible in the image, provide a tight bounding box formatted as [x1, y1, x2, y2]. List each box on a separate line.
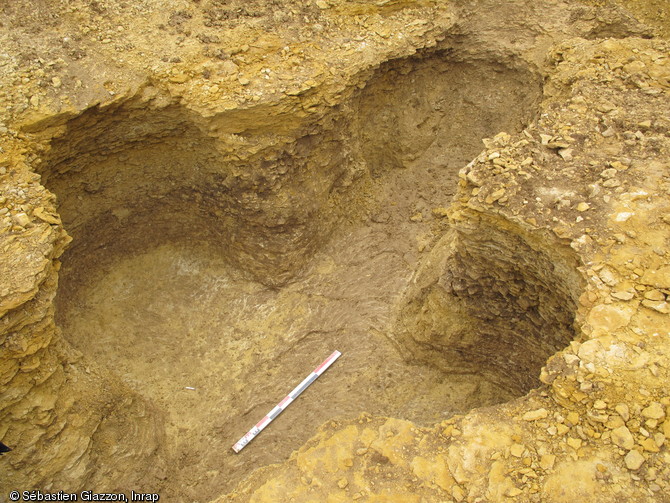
[0, 1, 669, 502]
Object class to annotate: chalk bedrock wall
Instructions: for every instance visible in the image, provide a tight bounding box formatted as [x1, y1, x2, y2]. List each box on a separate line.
[393, 211, 583, 398]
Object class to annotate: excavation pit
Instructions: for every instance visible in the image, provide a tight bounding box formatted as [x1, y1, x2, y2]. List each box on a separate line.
[31, 49, 579, 500]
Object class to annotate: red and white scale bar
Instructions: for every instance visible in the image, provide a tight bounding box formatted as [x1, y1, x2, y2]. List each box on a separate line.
[232, 350, 342, 453]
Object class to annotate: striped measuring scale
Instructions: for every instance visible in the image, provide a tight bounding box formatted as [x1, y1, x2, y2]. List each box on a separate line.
[232, 350, 342, 453]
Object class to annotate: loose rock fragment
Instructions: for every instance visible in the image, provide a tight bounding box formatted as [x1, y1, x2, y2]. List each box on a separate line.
[624, 450, 645, 471]
[642, 402, 665, 420]
[611, 426, 634, 450]
[523, 408, 549, 421]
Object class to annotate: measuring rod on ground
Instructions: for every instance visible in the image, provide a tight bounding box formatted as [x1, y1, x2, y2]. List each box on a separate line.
[232, 350, 342, 453]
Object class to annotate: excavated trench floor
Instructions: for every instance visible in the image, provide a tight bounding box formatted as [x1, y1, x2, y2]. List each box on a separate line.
[41, 52, 561, 500]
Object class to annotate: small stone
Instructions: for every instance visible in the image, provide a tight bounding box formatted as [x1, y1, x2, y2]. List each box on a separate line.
[30, 95, 39, 107]
[567, 437, 582, 450]
[624, 450, 645, 470]
[616, 404, 630, 421]
[566, 411, 580, 426]
[169, 73, 189, 84]
[466, 170, 483, 186]
[51, 76, 62, 88]
[33, 206, 60, 225]
[510, 444, 525, 457]
[558, 148, 573, 161]
[506, 487, 523, 497]
[597, 101, 616, 113]
[452, 485, 465, 502]
[337, 478, 348, 489]
[12, 212, 30, 227]
[576, 202, 590, 212]
[432, 207, 449, 218]
[238, 76, 250, 86]
[606, 416, 625, 430]
[644, 290, 665, 301]
[594, 400, 607, 410]
[600, 168, 617, 179]
[611, 291, 634, 301]
[523, 408, 549, 421]
[641, 300, 670, 314]
[640, 266, 670, 289]
[640, 437, 660, 453]
[598, 268, 618, 286]
[539, 454, 556, 470]
[488, 188, 505, 203]
[611, 426, 635, 450]
[642, 402, 665, 420]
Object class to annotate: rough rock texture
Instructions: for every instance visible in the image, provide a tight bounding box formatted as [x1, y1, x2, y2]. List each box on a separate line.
[224, 36, 670, 502]
[1, 0, 669, 502]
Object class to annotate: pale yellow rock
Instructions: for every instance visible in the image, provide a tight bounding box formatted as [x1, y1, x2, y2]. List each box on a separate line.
[641, 299, 670, 314]
[586, 305, 632, 334]
[615, 404, 630, 421]
[624, 450, 645, 470]
[644, 289, 665, 301]
[523, 408, 549, 421]
[556, 423, 570, 436]
[566, 411, 580, 426]
[510, 444, 525, 457]
[611, 290, 634, 301]
[611, 425, 634, 450]
[540, 454, 556, 470]
[642, 402, 665, 420]
[567, 437, 582, 450]
[640, 437, 660, 453]
[640, 266, 670, 289]
[12, 212, 30, 227]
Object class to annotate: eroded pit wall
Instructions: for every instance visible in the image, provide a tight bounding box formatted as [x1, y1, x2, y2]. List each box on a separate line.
[32, 89, 358, 289]
[352, 51, 543, 177]
[0, 182, 166, 492]
[5, 39, 550, 493]
[394, 210, 584, 400]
